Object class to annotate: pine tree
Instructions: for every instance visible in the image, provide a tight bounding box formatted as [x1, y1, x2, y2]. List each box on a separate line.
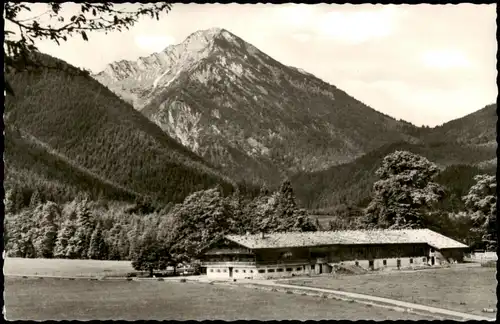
[106, 223, 123, 260]
[5, 187, 26, 214]
[34, 202, 60, 258]
[68, 199, 95, 258]
[88, 223, 107, 260]
[54, 219, 77, 258]
[278, 180, 297, 213]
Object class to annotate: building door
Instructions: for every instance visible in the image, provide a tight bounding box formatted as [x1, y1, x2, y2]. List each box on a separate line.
[397, 259, 401, 269]
[229, 267, 233, 277]
[431, 257, 435, 265]
[368, 260, 374, 270]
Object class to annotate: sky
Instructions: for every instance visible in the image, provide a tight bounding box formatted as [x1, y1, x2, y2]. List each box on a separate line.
[9, 3, 497, 127]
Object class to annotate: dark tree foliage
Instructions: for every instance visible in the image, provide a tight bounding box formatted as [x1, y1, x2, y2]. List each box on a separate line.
[363, 151, 444, 229]
[4, 2, 172, 95]
[131, 227, 170, 277]
[5, 53, 238, 206]
[291, 141, 494, 210]
[463, 175, 497, 250]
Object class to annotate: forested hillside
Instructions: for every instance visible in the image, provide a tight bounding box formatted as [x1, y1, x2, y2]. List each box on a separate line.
[292, 141, 495, 210]
[4, 127, 137, 205]
[422, 104, 496, 145]
[4, 52, 248, 207]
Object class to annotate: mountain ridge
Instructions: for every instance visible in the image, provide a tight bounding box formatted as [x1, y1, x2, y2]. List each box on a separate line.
[94, 27, 428, 186]
[5, 51, 244, 206]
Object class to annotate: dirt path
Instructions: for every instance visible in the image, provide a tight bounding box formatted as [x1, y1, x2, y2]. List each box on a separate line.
[246, 280, 494, 321]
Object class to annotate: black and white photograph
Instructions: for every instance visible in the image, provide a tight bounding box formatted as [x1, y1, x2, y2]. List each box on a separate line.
[3, 2, 497, 321]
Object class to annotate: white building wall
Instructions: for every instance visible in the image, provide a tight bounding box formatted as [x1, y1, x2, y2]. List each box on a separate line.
[206, 267, 231, 279]
[332, 256, 428, 271]
[207, 264, 311, 280]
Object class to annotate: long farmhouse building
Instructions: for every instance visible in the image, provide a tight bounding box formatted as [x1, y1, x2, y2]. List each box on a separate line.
[201, 229, 468, 279]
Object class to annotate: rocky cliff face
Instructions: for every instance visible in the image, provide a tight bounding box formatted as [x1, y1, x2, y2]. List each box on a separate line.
[94, 28, 421, 186]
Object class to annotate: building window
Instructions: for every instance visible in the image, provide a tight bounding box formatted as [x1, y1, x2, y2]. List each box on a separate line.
[277, 268, 283, 272]
[296, 267, 302, 271]
[250, 270, 253, 273]
[410, 258, 413, 264]
[210, 269, 214, 272]
[267, 269, 275, 273]
[383, 260, 387, 266]
[423, 257, 426, 262]
[430, 248, 435, 253]
[286, 268, 293, 272]
[235, 269, 239, 273]
[223, 269, 227, 272]
[243, 270, 246, 273]
[258, 269, 265, 273]
[217, 269, 221, 273]
[355, 261, 359, 266]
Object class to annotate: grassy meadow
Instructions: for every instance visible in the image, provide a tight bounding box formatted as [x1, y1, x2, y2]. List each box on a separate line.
[4, 277, 435, 320]
[4, 257, 135, 278]
[284, 265, 497, 318]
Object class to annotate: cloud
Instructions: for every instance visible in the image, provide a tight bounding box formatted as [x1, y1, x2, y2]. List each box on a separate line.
[134, 35, 176, 53]
[420, 49, 472, 69]
[314, 6, 403, 44]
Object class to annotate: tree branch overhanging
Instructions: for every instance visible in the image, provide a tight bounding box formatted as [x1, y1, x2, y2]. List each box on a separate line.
[4, 2, 173, 96]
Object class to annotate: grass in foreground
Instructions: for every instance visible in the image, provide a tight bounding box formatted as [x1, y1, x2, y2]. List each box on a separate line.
[5, 278, 434, 320]
[283, 265, 496, 318]
[4, 257, 135, 278]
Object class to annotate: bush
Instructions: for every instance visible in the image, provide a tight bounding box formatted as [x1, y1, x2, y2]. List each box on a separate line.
[481, 260, 496, 268]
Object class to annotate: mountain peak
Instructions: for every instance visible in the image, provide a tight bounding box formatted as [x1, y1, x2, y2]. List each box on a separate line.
[191, 27, 226, 37]
[95, 27, 241, 84]
[172, 27, 236, 53]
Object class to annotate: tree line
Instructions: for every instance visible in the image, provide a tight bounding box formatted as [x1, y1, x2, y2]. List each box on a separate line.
[5, 150, 496, 276]
[4, 180, 317, 275]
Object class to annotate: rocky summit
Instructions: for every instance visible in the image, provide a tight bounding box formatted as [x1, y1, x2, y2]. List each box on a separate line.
[94, 28, 422, 186]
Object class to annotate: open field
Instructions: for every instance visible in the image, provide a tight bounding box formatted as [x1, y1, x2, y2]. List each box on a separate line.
[4, 257, 135, 278]
[283, 265, 497, 318]
[4, 277, 434, 320]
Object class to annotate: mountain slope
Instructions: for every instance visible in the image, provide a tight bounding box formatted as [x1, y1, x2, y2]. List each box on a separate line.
[94, 28, 420, 186]
[422, 104, 496, 145]
[291, 140, 495, 210]
[5, 52, 239, 205]
[4, 127, 138, 203]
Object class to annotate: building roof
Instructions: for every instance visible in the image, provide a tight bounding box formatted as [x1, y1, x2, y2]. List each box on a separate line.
[225, 229, 468, 250]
